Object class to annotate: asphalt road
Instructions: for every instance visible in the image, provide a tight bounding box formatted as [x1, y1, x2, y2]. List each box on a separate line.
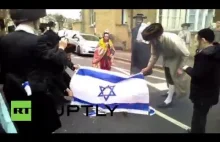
[55, 54, 220, 133]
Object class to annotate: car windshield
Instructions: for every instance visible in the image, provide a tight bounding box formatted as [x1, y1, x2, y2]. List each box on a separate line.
[81, 34, 99, 41]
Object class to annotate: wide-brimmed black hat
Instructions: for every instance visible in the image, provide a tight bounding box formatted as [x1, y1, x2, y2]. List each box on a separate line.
[10, 9, 46, 24]
[141, 23, 164, 41]
[133, 14, 147, 19]
[39, 23, 48, 32]
[181, 23, 191, 28]
[48, 21, 56, 27]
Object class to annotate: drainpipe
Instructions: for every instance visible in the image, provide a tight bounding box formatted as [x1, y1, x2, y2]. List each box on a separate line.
[130, 9, 134, 29]
[185, 9, 188, 22]
[81, 10, 85, 33]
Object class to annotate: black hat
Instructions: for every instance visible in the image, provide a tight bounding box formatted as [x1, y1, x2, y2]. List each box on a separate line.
[181, 23, 191, 28]
[141, 23, 164, 41]
[48, 21, 56, 27]
[39, 23, 48, 32]
[133, 14, 147, 19]
[10, 9, 46, 24]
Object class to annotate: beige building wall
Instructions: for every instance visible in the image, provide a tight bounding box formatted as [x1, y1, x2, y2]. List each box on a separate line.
[78, 9, 157, 49]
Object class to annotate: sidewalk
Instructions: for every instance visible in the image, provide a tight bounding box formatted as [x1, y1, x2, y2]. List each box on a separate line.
[114, 50, 194, 70]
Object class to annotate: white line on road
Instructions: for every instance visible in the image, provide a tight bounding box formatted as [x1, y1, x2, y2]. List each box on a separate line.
[112, 66, 191, 131]
[72, 56, 84, 59]
[148, 75, 166, 81]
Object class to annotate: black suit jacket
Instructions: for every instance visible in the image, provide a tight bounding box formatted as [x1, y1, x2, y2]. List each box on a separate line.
[0, 31, 70, 133]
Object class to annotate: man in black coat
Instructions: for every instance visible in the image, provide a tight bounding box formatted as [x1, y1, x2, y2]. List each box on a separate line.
[130, 14, 152, 75]
[42, 21, 78, 106]
[0, 9, 72, 134]
[182, 28, 220, 133]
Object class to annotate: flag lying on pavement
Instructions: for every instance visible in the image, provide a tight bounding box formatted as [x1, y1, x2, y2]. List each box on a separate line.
[70, 66, 155, 117]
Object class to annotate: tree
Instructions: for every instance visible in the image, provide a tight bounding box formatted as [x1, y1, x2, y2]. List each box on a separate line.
[53, 14, 66, 30]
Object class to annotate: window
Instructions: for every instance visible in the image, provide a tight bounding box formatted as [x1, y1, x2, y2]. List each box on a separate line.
[158, 9, 182, 31]
[81, 34, 99, 41]
[121, 9, 128, 24]
[170, 10, 180, 29]
[186, 9, 214, 31]
[205, 9, 215, 28]
[89, 9, 96, 26]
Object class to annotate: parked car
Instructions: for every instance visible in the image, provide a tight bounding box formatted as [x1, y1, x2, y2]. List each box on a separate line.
[58, 29, 80, 46]
[58, 30, 99, 55]
[75, 33, 99, 55]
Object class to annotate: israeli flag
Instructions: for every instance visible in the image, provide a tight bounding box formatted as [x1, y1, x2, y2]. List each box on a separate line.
[0, 93, 17, 133]
[70, 66, 155, 117]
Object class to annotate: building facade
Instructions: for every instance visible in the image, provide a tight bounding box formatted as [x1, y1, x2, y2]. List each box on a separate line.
[72, 9, 157, 50]
[72, 9, 219, 50]
[0, 9, 11, 35]
[156, 9, 216, 32]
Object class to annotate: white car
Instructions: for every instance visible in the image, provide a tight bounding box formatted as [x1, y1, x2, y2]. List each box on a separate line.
[58, 30, 80, 46]
[58, 30, 99, 55]
[74, 33, 99, 55]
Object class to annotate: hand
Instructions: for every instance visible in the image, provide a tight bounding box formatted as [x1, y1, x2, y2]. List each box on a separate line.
[141, 67, 148, 74]
[141, 67, 151, 76]
[177, 68, 183, 75]
[59, 38, 68, 50]
[74, 64, 80, 70]
[66, 88, 73, 97]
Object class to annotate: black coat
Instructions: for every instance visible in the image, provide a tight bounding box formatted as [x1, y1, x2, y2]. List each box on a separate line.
[185, 45, 220, 106]
[43, 29, 75, 106]
[44, 29, 61, 48]
[0, 31, 69, 133]
[44, 29, 75, 71]
[130, 24, 151, 75]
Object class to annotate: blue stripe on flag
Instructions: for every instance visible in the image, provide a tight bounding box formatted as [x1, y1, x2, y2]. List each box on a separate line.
[74, 97, 150, 111]
[76, 68, 144, 83]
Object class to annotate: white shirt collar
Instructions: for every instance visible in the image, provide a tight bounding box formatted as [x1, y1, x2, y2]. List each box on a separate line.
[15, 24, 37, 35]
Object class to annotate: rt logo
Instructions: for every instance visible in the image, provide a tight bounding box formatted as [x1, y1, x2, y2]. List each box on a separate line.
[11, 101, 32, 121]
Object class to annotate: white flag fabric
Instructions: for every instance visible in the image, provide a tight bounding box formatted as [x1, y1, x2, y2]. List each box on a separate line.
[0, 93, 17, 133]
[70, 66, 155, 116]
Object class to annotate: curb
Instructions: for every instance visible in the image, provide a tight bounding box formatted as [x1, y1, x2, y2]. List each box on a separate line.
[114, 57, 164, 70]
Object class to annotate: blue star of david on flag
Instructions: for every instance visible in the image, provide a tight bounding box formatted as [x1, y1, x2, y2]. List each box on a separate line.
[98, 85, 116, 101]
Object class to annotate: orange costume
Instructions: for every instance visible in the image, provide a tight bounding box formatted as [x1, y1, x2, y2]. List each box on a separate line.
[92, 32, 115, 70]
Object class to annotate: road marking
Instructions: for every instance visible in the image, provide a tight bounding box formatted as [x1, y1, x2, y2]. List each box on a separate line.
[153, 68, 164, 73]
[112, 66, 191, 130]
[72, 56, 84, 59]
[112, 66, 168, 91]
[148, 75, 166, 81]
[151, 107, 191, 130]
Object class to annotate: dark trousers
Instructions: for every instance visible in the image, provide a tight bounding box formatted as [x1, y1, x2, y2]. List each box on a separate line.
[191, 103, 212, 133]
[164, 67, 174, 85]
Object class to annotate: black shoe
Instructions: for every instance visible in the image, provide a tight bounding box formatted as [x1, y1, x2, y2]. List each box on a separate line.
[157, 102, 173, 108]
[186, 129, 191, 133]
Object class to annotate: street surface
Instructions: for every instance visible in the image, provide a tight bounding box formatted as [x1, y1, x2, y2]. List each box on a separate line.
[56, 53, 220, 133]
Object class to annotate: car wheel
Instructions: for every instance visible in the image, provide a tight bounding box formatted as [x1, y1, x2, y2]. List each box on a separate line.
[76, 46, 81, 56]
